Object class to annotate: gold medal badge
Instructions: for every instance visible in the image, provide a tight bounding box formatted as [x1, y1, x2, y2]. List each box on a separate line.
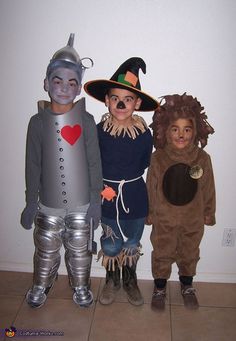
[189, 165, 204, 179]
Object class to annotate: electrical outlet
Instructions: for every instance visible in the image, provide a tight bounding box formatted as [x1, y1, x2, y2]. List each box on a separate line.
[222, 228, 236, 247]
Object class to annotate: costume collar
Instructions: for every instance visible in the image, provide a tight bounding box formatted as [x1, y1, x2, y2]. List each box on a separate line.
[101, 113, 148, 139]
[37, 98, 85, 115]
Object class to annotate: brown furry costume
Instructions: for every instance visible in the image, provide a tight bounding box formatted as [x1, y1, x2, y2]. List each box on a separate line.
[146, 93, 216, 280]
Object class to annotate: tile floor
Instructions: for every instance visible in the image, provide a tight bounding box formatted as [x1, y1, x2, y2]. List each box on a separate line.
[0, 271, 236, 341]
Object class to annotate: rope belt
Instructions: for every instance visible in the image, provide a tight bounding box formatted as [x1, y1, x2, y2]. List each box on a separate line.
[103, 176, 142, 240]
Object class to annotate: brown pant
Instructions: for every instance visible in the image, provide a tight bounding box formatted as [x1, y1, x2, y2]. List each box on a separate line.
[151, 220, 204, 279]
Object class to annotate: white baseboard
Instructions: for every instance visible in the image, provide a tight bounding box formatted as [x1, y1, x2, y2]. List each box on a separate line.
[0, 262, 235, 284]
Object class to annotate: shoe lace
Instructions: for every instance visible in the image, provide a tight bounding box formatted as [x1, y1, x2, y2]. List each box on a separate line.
[153, 289, 166, 297]
[182, 287, 196, 295]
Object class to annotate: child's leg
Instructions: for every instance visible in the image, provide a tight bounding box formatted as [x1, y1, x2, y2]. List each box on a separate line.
[177, 225, 204, 309]
[151, 278, 167, 310]
[26, 211, 64, 308]
[98, 217, 123, 305]
[120, 218, 145, 306]
[151, 222, 178, 280]
[177, 225, 204, 278]
[63, 208, 93, 307]
[150, 222, 178, 310]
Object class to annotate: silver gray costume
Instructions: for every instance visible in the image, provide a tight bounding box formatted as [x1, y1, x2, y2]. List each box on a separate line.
[23, 34, 102, 308]
[40, 100, 90, 208]
[26, 99, 101, 308]
[27, 209, 93, 307]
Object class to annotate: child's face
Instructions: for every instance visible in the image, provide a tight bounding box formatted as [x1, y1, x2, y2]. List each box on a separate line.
[44, 67, 81, 106]
[105, 88, 142, 125]
[168, 118, 194, 149]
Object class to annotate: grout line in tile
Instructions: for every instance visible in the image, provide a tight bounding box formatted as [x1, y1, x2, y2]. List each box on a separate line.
[11, 296, 26, 328]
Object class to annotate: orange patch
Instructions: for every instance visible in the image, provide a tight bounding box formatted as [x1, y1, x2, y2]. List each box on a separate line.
[101, 186, 117, 201]
[124, 71, 138, 87]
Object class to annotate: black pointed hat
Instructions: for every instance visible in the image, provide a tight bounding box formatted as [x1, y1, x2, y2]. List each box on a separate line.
[84, 57, 158, 111]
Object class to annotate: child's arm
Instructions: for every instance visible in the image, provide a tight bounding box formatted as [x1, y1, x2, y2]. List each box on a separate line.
[202, 153, 216, 226]
[146, 152, 158, 225]
[21, 115, 42, 229]
[142, 128, 153, 170]
[83, 112, 103, 229]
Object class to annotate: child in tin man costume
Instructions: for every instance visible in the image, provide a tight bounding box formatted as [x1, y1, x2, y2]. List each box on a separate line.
[21, 34, 103, 308]
[84, 57, 158, 306]
[146, 93, 216, 310]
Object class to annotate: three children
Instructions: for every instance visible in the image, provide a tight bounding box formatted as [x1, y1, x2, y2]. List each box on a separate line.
[21, 35, 216, 311]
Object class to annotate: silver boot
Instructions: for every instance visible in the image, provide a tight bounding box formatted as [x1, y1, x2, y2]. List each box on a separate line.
[73, 286, 93, 307]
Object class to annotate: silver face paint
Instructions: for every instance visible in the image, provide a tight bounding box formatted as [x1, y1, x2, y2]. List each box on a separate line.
[47, 67, 81, 106]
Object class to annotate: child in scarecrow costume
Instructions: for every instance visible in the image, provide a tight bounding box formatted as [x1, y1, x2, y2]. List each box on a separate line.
[21, 34, 103, 308]
[146, 93, 216, 310]
[84, 57, 158, 305]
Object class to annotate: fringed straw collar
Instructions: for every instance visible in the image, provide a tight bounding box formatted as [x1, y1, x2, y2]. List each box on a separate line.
[101, 113, 148, 139]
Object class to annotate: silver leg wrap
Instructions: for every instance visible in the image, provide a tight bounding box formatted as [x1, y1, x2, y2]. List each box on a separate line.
[63, 213, 93, 307]
[26, 213, 64, 308]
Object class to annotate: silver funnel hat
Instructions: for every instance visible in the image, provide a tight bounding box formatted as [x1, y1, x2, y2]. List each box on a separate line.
[51, 33, 81, 64]
[46, 33, 93, 83]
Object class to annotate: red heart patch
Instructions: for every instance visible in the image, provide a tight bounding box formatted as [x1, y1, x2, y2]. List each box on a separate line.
[61, 125, 82, 145]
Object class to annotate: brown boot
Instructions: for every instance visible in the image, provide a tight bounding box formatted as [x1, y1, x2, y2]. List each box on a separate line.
[181, 284, 199, 309]
[151, 286, 166, 310]
[122, 265, 144, 306]
[99, 264, 121, 305]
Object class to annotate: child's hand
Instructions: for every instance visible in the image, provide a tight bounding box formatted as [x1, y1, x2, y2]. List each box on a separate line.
[145, 215, 153, 225]
[86, 202, 101, 230]
[20, 203, 38, 230]
[204, 215, 216, 226]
